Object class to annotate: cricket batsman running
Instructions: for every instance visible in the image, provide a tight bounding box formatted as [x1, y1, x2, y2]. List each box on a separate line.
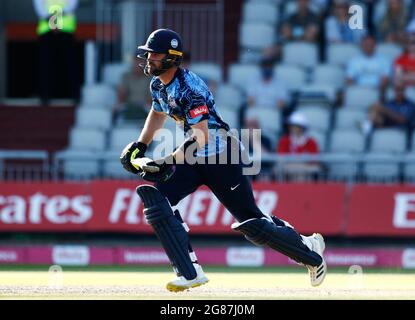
[120, 29, 327, 292]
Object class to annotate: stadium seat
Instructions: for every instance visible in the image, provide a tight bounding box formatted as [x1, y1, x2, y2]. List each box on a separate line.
[370, 128, 407, 153]
[239, 49, 263, 64]
[344, 86, 380, 110]
[403, 153, 415, 181]
[109, 128, 142, 150]
[243, 2, 279, 25]
[103, 158, 132, 178]
[327, 43, 360, 67]
[274, 64, 307, 91]
[240, 23, 276, 50]
[189, 62, 223, 83]
[228, 64, 261, 91]
[312, 64, 345, 90]
[377, 43, 403, 64]
[309, 130, 327, 152]
[296, 106, 331, 132]
[282, 42, 318, 68]
[56, 150, 100, 179]
[403, 152, 415, 181]
[63, 160, 100, 178]
[215, 84, 244, 110]
[363, 153, 401, 182]
[335, 109, 366, 130]
[75, 108, 112, 130]
[328, 129, 365, 179]
[330, 129, 365, 153]
[297, 84, 337, 104]
[68, 128, 106, 151]
[102, 62, 130, 87]
[81, 84, 117, 108]
[328, 156, 360, 180]
[245, 107, 281, 133]
[363, 129, 407, 181]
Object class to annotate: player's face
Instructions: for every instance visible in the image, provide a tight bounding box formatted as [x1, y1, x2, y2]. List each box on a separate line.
[362, 38, 375, 56]
[146, 52, 167, 75]
[289, 125, 305, 137]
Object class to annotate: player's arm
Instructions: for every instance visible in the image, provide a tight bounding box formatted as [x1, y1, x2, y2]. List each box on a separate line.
[123, 118, 208, 181]
[120, 109, 166, 174]
[138, 108, 167, 145]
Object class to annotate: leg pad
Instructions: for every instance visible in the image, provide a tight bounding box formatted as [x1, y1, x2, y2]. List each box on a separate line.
[233, 218, 322, 266]
[136, 185, 197, 280]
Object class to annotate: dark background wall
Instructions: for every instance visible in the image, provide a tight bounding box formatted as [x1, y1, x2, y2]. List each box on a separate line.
[0, 1, 6, 99]
[2, 0, 98, 23]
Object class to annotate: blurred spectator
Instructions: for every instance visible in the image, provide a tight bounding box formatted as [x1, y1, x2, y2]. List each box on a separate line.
[394, 35, 415, 86]
[277, 112, 320, 154]
[281, 0, 320, 42]
[361, 81, 415, 134]
[346, 35, 390, 92]
[114, 57, 151, 123]
[377, 0, 408, 44]
[247, 57, 288, 110]
[276, 111, 322, 180]
[34, 0, 79, 105]
[325, 0, 366, 44]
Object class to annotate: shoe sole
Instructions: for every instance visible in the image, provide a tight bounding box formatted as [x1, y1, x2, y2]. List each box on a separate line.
[166, 279, 209, 293]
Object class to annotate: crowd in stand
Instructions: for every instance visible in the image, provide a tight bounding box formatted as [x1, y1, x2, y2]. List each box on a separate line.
[68, 0, 415, 181]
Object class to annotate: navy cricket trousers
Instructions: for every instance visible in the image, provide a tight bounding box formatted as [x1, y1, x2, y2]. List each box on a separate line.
[155, 141, 265, 223]
[154, 138, 323, 267]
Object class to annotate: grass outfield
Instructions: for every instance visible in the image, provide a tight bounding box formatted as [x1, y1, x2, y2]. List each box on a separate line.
[0, 265, 414, 299]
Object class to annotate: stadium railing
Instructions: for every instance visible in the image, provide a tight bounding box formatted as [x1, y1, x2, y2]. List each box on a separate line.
[0, 150, 49, 181]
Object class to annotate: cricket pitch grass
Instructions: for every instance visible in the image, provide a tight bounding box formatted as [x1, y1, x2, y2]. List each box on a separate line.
[0, 266, 414, 299]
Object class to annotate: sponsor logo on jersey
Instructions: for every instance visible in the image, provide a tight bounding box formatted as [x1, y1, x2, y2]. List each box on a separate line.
[190, 105, 208, 118]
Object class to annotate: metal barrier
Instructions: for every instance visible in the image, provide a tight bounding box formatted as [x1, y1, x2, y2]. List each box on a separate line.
[1, 149, 413, 183]
[0, 150, 49, 181]
[51, 151, 415, 184]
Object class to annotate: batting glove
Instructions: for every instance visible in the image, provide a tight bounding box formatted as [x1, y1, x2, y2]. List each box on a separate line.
[120, 141, 148, 174]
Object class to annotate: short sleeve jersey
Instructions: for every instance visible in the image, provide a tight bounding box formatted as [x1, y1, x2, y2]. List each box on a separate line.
[150, 68, 230, 156]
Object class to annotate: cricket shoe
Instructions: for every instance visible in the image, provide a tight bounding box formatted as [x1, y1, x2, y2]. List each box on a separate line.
[307, 233, 327, 287]
[166, 264, 209, 292]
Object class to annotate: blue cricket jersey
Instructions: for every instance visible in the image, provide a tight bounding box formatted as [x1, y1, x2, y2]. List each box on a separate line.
[150, 68, 230, 156]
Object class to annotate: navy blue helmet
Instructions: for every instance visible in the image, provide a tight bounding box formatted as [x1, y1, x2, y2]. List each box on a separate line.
[137, 29, 183, 76]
